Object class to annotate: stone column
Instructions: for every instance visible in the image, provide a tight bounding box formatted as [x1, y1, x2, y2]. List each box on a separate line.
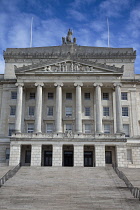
[15, 83, 24, 133]
[95, 145, 105, 166]
[31, 145, 42, 166]
[74, 145, 83, 166]
[94, 83, 103, 133]
[9, 144, 21, 166]
[53, 144, 62, 166]
[74, 83, 83, 133]
[54, 83, 63, 133]
[35, 83, 44, 133]
[114, 83, 123, 133]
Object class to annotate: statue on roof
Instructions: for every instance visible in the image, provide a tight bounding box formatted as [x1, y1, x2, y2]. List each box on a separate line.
[62, 29, 76, 45]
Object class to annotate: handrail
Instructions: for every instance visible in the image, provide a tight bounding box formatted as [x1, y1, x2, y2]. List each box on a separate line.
[0, 163, 21, 188]
[112, 163, 140, 201]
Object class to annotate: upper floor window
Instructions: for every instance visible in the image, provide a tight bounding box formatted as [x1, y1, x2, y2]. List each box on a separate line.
[11, 91, 17, 99]
[122, 107, 128, 116]
[29, 92, 35, 99]
[123, 124, 129, 137]
[103, 93, 109, 100]
[103, 107, 109, 116]
[8, 123, 15, 136]
[10, 106, 16, 116]
[121, 92, 128, 100]
[104, 124, 110, 134]
[85, 107, 90, 116]
[66, 124, 72, 131]
[29, 106, 35, 116]
[47, 106, 53, 116]
[84, 93, 90, 100]
[27, 123, 34, 133]
[65, 107, 72, 116]
[48, 92, 54, 100]
[46, 123, 54, 133]
[66, 93, 72, 100]
[85, 124, 91, 133]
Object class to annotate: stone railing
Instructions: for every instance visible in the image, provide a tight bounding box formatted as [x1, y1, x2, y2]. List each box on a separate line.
[0, 163, 20, 187]
[112, 163, 140, 201]
[11, 132, 126, 141]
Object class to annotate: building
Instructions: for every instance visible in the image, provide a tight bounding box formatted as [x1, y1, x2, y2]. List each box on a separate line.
[0, 30, 140, 168]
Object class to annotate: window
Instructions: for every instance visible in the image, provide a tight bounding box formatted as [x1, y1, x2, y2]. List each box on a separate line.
[8, 123, 15, 136]
[65, 107, 72, 116]
[121, 92, 128, 100]
[48, 92, 54, 99]
[103, 93, 109, 100]
[11, 91, 17, 99]
[29, 92, 35, 99]
[47, 106, 53, 116]
[46, 123, 53, 133]
[6, 148, 10, 160]
[104, 124, 110, 134]
[84, 93, 90, 100]
[10, 106, 16, 116]
[127, 149, 132, 162]
[27, 123, 34, 133]
[85, 124, 91, 133]
[66, 93, 72, 100]
[85, 107, 90, 116]
[123, 124, 129, 137]
[29, 106, 35, 116]
[122, 107, 128, 116]
[103, 107, 109, 116]
[66, 124, 72, 131]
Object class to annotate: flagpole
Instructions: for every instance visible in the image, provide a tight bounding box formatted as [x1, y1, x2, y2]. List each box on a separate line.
[30, 17, 33, 48]
[107, 18, 110, 48]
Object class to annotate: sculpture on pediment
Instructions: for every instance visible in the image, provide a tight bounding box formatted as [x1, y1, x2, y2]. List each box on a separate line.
[62, 29, 76, 45]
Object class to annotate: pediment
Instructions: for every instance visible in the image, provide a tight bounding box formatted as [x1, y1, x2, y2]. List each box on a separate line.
[15, 59, 124, 75]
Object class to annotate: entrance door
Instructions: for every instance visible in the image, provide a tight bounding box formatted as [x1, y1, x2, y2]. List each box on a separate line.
[84, 151, 93, 167]
[64, 151, 73, 166]
[105, 151, 112, 164]
[44, 151, 52, 166]
[25, 150, 31, 164]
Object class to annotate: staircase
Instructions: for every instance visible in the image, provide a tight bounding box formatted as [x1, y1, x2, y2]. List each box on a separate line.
[0, 167, 140, 210]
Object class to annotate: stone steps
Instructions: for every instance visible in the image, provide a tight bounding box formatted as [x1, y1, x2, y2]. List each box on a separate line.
[0, 167, 140, 210]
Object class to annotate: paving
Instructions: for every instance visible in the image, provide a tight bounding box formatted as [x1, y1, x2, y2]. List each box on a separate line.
[0, 167, 140, 210]
[121, 168, 140, 188]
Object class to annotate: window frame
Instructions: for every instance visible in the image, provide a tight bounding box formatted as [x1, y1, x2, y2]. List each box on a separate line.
[27, 123, 34, 133]
[47, 106, 53, 116]
[122, 107, 128, 116]
[103, 92, 109, 100]
[66, 93, 72, 100]
[85, 124, 91, 133]
[66, 123, 72, 131]
[46, 123, 54, 133]
[65, 106, 72, 116]
[85, 107, 90, 116]
[11, 91, 17, 99]
[28, 106, 35, 116]
[48, 92, 54, 100]
[104, 124, 110, 134]
[29, 92, 35, 99]
[10, 106, 16, 116]
[8, 123, 15, 136]
[121, 92, 128, 100]
[123, 124, 129, 137]
[84, 93, 90, 100]
[103, 107, 109, 116]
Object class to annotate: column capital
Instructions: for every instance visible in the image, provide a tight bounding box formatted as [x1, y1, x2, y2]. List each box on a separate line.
[74, 82, 83, 87]
[93, 83, 103, 87]
[15, 83, 24, 87]
[113, 83, 122, 87]
[35, 82, 44, 87]
[54, 82, 63, 87]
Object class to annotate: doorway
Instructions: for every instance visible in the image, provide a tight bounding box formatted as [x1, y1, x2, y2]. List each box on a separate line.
[42, 145, 52, 166]
[21, 145, 31, 166]
[84, 151, 93, 167]
[63, 145, 73, 167]
[105, 151, 112, 164]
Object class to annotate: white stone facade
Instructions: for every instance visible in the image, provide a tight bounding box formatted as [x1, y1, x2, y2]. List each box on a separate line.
[0, 31, 140, 168]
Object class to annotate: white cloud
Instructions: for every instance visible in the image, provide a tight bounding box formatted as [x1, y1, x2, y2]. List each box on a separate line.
[67, 9, 87, 21]
[99, 0, 131, 17]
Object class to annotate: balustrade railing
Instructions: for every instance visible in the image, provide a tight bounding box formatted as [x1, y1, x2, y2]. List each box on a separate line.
[112, 163, 140, 201]
[0, 163, 20, 187]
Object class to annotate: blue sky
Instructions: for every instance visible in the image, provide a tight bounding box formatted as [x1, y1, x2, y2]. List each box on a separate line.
[0, 0, 140, 74]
